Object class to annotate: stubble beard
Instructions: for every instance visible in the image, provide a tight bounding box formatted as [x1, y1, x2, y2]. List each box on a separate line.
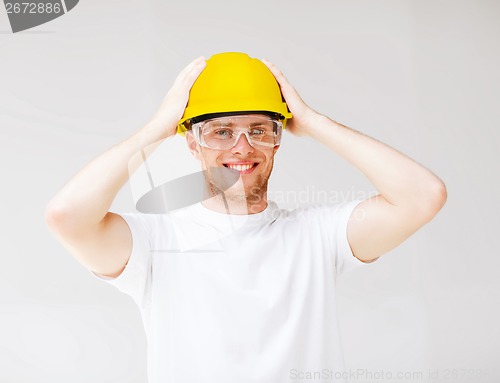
[205, 159, 274, 213]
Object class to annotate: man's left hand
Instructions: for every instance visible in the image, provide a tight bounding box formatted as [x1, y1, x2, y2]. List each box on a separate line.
[261, 58, 321, 136]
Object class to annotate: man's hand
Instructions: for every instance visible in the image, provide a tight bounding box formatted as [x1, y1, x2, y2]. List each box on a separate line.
[261, 58, 320, 136]
[150, 56, 206, 139]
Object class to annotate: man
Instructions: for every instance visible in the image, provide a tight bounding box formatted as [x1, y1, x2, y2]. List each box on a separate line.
[45, 52, 447, 383]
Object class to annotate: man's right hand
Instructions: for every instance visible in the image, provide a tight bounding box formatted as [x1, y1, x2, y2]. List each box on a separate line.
[150, 56, 206, 139]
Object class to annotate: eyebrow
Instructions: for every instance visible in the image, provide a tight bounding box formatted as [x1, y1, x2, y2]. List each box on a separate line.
[210, 120, 274, 127]
[215, 121, 270, 127]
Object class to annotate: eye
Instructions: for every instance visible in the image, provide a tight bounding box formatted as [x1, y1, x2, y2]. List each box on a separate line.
[213, 128, 233, 138]
[250, 128, 265, 136]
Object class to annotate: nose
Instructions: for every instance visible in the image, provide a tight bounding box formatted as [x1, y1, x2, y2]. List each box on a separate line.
[231, 132, 254, 154]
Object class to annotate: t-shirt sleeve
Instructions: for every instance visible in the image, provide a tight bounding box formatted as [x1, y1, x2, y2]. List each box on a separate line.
[333, 199, 379, 275]
[87, 212, 153, 309]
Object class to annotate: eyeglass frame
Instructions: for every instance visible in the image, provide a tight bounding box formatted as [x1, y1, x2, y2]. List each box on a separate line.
[189, 115, 283, 150]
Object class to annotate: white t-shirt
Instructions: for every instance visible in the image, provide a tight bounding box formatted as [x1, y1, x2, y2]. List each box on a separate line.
[89, 199, 375, 383]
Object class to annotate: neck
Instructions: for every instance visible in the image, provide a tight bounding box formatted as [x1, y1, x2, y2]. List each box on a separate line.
[201, 188, 269, 215]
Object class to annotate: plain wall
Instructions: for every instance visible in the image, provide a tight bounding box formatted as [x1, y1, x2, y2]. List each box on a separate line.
[1, 0, 499, 382]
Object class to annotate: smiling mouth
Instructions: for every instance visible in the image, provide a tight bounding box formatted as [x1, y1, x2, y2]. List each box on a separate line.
[223, 163, 258, 173]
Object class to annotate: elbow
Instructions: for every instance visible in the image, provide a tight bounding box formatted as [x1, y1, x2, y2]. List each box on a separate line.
[44, 202, 69, 234]
[45, 201, 104, 241]
[432, 179, 447, 209]
[45, 200, 80, 237]
[421, 180, 447, 219]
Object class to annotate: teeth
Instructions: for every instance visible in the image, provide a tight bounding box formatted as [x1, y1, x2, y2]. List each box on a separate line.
[227, 163, 254, 171]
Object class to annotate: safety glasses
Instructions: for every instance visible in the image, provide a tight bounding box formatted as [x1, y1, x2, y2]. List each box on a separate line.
[191, 115, 282, 150]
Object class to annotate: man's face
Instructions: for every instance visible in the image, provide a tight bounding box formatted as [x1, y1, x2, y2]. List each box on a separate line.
[186, 113, 280, 204]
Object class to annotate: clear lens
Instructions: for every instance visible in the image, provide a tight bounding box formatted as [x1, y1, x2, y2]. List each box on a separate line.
[192, 115, 282, 150]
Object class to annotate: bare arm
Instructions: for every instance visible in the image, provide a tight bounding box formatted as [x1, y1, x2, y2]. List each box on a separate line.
[305, 115, 447, 262]
[262, 59, 447, 263]
[45, 56, 206, 277]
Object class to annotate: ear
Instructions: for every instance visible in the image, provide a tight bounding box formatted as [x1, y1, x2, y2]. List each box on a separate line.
[186, 131, 202, 160]
[273, 144, 280, 156]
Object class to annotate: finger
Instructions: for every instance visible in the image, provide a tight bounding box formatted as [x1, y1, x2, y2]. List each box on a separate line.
[183, 56, 206, 72]
[165, 58, 206, 106]
[261, 58, 286, 79]
[182, 59, 206, 87]
[261, 59, 300, 100]
[261, 58, 291, 87]
[172, 56, 206, 87]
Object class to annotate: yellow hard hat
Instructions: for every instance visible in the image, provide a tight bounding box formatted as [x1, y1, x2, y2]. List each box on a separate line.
[177, 52, 292, 135]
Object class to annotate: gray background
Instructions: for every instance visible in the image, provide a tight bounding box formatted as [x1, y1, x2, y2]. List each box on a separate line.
[1, 0, 499, 382]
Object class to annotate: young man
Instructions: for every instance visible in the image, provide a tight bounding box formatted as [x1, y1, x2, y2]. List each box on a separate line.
[45, 52, 447, 383]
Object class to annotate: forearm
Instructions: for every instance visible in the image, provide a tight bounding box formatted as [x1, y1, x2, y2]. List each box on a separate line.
[46, 120, 168, 233]
[307, 113, 446, 210]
